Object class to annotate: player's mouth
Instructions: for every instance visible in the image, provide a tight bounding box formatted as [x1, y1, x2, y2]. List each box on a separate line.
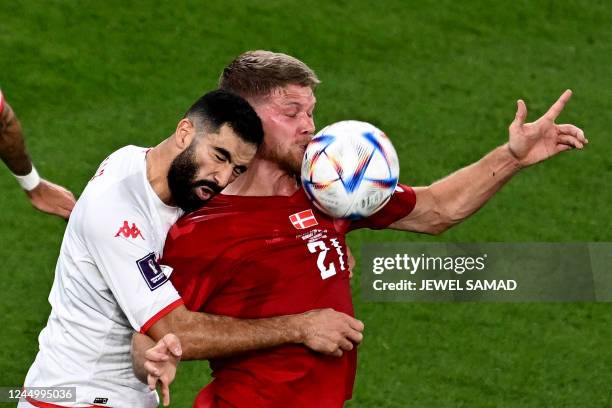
[194, 185, 214, 201]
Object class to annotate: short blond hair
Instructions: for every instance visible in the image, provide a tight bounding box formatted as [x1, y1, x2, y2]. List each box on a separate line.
[219, 50, 320, 98]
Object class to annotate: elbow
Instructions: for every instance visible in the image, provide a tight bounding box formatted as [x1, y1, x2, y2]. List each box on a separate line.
[426, 224, 447, 236]
[423, 206, 455, 236]
[424, 220, 452, 236]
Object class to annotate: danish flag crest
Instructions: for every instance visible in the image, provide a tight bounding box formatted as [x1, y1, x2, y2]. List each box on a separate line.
[115, 220, 145, 240]
[289, 209, 318, 230]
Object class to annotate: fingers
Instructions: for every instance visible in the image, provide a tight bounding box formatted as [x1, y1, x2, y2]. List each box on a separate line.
[145, 341, 171, 361]
[513, 99, 528, 126]
[557, 124, 587, 143]
[161, 382, 171, 407]
[162, 333, 182, 358]
[144, 360, 162, 377]
[145, 348, 170, 362]
[27, 179, 76, 220]
[55, 207, 72, 220]
[558, 135, 584, 149]
[147, 374, 171, 406]
[147, 373, 157, 391]
[346, 246, 356, 277]
[338, 337, 354, 351]
[555, 144, 573, 153]
[145, 334, 182, 361]
[345, 328, 364, 345]
[346, 316, 365, 332]
[302, 309, 366, 356]
[544, 89, 572, 120]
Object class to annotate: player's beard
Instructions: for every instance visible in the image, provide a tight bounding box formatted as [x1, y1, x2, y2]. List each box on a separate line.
[167, 141, 222, 213]
[262, 142, 304, 176]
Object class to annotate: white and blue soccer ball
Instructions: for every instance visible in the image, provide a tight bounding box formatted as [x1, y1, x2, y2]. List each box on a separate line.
[301, 120, 400, 219]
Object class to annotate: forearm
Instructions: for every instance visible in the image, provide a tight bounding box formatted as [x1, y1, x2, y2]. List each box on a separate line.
[178, 314, 303, 360]
[132, 332, 157, 383]
[430, 143, 521, 227]
[150, 306, 303, 360]
[0, 103, 32, 175]
[391, 144, 522, 234]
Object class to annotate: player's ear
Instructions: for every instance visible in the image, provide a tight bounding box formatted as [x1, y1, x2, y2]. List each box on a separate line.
[174, 118, 197, 150]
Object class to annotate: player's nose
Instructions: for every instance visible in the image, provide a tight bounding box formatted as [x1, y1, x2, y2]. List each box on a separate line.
[301, 114, 315, 136]
[214, 164, 234, 187]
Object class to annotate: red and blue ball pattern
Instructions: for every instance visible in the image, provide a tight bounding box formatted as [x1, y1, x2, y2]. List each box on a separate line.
[301, 120, 400, 219]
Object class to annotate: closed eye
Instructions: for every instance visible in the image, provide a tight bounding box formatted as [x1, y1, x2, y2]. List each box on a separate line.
[213, 147, 231, 163]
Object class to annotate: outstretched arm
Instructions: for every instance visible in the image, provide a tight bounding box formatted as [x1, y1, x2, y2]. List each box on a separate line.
[0, 94, 76, 219]
[390, 90, 587, 234]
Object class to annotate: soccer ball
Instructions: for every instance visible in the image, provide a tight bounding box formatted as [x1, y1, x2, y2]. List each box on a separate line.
[301, 120, 400, 219]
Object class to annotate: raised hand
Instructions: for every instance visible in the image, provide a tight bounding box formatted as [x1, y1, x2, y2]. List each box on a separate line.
[508, 89, 587, 167]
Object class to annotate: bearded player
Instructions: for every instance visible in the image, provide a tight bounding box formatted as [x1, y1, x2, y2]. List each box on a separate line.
[20, 89, 364, 408]
[146, 51, 587, 407]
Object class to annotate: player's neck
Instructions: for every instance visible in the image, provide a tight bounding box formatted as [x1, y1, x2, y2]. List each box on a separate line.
[223, 156, 300, 197]
[146, 139, 175, 205]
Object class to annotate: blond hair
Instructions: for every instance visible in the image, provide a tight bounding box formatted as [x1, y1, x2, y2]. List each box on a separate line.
[219, 50, 320, 98]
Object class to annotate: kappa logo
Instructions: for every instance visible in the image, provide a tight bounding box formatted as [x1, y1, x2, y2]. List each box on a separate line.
[289, 209, 318, 230]
[114, 220, 144, 240]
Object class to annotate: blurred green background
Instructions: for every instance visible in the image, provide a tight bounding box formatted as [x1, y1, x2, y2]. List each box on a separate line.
[1, 0, 611, 406]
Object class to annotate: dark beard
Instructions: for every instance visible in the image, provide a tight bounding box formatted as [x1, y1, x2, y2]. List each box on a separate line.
[167, 142, 222, 212]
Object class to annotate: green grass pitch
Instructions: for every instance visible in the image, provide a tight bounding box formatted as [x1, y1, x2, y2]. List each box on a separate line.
[1, 1, 611, 406]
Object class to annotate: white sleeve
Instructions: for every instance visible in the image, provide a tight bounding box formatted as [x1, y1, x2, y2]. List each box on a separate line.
[82, 203, 183, 333]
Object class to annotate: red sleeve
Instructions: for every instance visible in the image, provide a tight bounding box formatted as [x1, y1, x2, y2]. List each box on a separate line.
[0, 90, 5, 115]
[347, 184, 416, 231]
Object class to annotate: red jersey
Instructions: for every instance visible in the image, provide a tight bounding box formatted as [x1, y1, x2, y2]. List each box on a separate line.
[163, 185, 416, 407]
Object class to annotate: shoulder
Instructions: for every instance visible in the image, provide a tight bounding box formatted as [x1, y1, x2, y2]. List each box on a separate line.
[82, 145, 148, 202]
[77, 194, 149, 243]
[93, 145, 147, 178]
[77, 168, 150, 243]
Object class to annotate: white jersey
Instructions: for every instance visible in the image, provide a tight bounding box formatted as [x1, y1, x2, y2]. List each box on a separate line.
[22, 146, 184, 408]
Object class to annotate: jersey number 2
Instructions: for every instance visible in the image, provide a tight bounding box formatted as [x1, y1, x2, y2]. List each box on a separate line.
[307, 239, 346, 280]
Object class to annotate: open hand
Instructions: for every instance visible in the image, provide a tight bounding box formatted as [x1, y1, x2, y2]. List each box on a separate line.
[508, 89, 587, 167]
